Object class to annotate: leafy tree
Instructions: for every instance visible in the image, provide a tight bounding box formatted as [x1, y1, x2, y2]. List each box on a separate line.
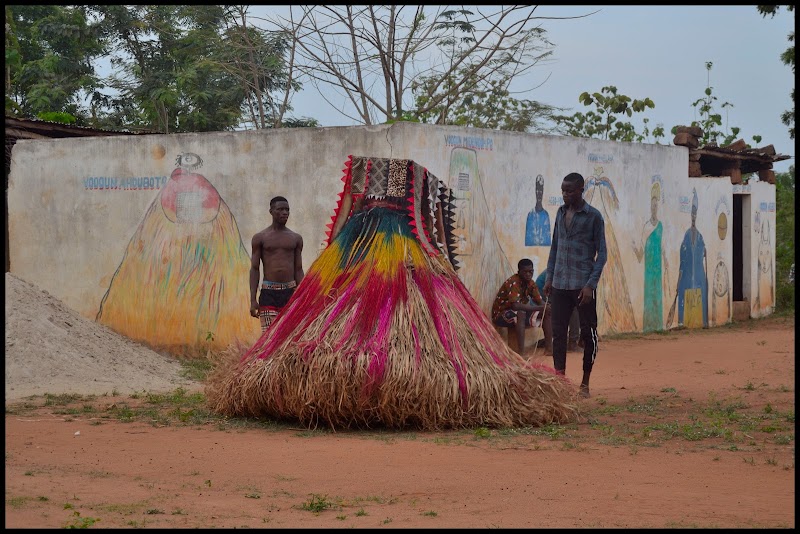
[5, 5, 104, 125]
[552, 85, 662, 143]
[758, 5, 794, 140]
[213, 6, 317, 129]
[774, 166, 795, 311]
[89, 5, 245, 133]
[87, 5, 314, 133]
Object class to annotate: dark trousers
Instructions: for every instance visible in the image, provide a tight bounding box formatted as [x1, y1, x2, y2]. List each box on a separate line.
[551, 287, 598, 374]
[568, 309, 580, 342]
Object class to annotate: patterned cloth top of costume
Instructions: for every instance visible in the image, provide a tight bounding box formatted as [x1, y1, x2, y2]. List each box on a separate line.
[325, 155, 459, 265]
[491, 273, 543, 323]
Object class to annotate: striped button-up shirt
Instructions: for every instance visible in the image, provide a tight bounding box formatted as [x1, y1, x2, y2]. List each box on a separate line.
[545, 201, 607, 290]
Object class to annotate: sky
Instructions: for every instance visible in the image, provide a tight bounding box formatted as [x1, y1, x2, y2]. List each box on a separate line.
[250, 5, 795, 173]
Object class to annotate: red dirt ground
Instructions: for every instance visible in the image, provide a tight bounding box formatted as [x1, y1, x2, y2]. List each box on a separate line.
[5, 316, 795, 528]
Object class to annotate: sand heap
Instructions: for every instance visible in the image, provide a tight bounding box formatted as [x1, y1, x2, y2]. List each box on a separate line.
[4, 273, 199, 401]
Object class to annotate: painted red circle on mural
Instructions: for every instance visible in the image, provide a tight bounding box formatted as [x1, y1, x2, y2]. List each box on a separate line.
[161, 168, 221, 223]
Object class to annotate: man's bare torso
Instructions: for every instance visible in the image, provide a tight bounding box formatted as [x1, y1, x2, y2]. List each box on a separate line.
[254, 227, 301, 282]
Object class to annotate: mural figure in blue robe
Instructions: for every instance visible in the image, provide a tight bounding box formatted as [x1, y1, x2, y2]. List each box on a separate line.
[525, 174, 551, 246]
[668, 188, 708, 329]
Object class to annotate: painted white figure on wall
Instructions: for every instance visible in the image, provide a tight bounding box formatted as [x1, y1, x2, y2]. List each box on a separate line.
[711, 198, 730, 326]
[712, 258, 731, 326]
[584, 166, 638, 334]
[446, 147, 513, 314]
[755, 217, 774, 310]
[449, 148, 476, 257]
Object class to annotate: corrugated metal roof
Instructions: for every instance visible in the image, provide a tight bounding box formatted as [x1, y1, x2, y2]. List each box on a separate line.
[5, 115, 160, 138]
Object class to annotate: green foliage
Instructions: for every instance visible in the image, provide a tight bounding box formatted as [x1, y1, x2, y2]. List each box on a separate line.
[384, 111, 421, 125]
[35, 111, 77, 124]
[64, 510, 101, 529]
[301, 494, 336, 513]
[89, 5, 246, 133]
[7, 5, 314, 132]
[558, 60, 774, 148]
[553, 86, 661, 143]
[774, 167, 795, 311]
[5, 5, 104, 122]
[213, 11, 312, 129]
[179, 357, 214, 383]
[673, 62, 762, 147]
[280, 117, 320, 128]
[758, 5, 795, 140]
[473, 426, 491, 438]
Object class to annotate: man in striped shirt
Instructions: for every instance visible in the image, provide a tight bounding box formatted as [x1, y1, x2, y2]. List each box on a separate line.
[543, 173, 607, 398]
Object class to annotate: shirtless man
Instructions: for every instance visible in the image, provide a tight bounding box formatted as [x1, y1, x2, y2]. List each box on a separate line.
[250, 196, 304, 332]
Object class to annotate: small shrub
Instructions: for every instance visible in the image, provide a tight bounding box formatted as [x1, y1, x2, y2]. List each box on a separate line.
[64, 511, 101, 529]
[301, 494, 335, 513]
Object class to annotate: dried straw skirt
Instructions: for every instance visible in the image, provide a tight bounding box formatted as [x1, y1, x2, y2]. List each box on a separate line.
[206, 207, 577, 429]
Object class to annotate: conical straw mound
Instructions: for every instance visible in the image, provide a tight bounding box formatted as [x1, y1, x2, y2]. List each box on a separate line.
[206, 208, 577, 429]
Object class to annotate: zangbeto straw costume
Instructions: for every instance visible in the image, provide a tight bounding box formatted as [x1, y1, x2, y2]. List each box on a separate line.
[206, 156, 578, 429]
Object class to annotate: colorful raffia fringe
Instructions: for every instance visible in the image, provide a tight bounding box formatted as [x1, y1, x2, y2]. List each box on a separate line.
[206, 159, 577, 430]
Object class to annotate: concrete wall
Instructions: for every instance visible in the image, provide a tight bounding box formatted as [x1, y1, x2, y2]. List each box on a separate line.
[8, 122, 775, 352]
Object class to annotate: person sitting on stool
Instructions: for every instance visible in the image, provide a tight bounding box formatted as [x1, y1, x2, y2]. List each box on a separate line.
[492, 258, 552, 355]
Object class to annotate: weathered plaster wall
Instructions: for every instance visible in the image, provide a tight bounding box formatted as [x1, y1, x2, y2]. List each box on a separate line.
[8, 122, 774, 352]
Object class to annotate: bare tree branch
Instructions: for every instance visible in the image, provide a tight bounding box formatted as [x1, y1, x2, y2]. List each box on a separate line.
[254, 5, 591, 126]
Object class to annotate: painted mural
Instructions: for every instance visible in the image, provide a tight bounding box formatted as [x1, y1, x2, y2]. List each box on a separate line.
[450, 147, 476, 257]
[525, 174, 552, 246]
[745, 182, 777, 318]
[631, 178, 671, 332]
[7, 123, 778, 351]
[446, 146, 513, 313]
[667, 188, 709, 329]
[583, 165, 638, 334]
[712, 254, 731, 326]
[711, 196, 731, 326]
[96, 152, 260, 352]
[755, 217, 774, 310]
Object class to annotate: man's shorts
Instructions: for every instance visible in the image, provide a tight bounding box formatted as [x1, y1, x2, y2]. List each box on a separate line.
[258, 280, 297, 332]
[493, 309, 541, 329]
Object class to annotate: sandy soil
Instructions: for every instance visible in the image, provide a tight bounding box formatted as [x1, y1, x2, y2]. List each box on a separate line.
[5, 273, 198, 400]
[4, 273, 795, 528]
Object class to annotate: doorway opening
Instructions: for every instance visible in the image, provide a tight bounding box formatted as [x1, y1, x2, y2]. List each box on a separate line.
[732, 193, 751, 303]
